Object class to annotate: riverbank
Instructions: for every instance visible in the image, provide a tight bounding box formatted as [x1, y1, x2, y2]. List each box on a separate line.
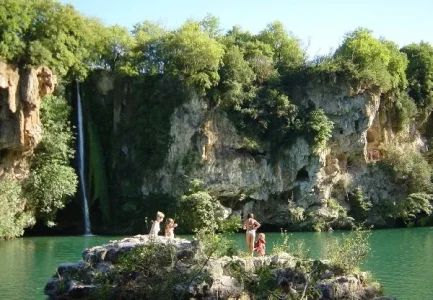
[44, 234, 390, 299]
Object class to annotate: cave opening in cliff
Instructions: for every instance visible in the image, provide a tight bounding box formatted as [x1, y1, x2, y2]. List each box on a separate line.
[296, 166, 309, 181]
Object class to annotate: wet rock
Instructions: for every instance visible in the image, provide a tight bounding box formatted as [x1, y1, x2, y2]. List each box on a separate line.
[66, 280, 96, 298]
[57, 262, 87, 278]
[44, 278, 61, 297]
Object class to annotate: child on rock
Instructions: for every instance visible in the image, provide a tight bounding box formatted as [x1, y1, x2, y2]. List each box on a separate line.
[149, 211, 164, 237]
[165, 218, 178, 239]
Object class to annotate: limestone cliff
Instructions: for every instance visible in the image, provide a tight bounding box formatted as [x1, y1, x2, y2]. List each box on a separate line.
[0, 62, 56, 179]
[85, 72, 429, 231]
[136, 81, 427, 229]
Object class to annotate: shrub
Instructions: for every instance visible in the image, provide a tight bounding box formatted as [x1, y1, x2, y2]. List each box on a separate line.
[307, 109, 334, 155]
[395, 192, 433, 223]
[328, 198, 348, 218]
[380, 146, 433, 194]
[348, 187, 372, 222]
[105, 242, 188, 299]
[326, 229, 371, 273]
[0, 176, 34, 239]
[194, 228, 240, 258]
[393, 93, 418, 131]
[179, 179, 240, 234]
[179, 180, 224, 233]
[272, 229, 291, 254]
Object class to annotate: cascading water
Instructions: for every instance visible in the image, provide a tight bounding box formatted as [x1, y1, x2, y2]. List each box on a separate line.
[76, 81, 92, 235]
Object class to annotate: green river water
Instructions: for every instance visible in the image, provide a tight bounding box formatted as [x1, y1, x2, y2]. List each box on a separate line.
[0, 227, 432, 300]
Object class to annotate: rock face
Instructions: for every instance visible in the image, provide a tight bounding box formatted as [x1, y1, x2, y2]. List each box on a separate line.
[85, 73, 428, 231]
[136, 80, 426, 229]
[0, 62, 56, 179]
[44, 236, 386, 300]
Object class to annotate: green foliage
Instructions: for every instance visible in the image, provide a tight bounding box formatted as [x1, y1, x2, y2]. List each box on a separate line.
[272, 229, 291, 254]
[218, 45, 256, 108]
[0, 0, 103, 79]
[257, 21, 305, 71]
[199, 14, 222, 38]
[0, 176, 34, 239]
[348, 187, 372, 222]
[243, 40, 275, 83]
[272, 229, 311, 259]
[288, 207, 305, 224]
[395, 193, 432, 223]
[401, 42, 433, 122]
[195, 228, 240, 258]
[25, 95, 77, 222]
[380, 146, 433, 194]
[107, 242, 186, 299]
[393, 93, 418, 131]
[334, 28, 408, 92]
[326, 229, 371, 273]
[179, 179, 235, 233]
[164, 21, 224, 94]
[231, 87, 303, 157]
[132, 20, 167, 75]
[98, 25, 137, 75]
[307, 109, 334, 155]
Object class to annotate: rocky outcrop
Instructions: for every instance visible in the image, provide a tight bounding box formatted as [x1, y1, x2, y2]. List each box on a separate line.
[44, 236, 386, 299]
[0, 62, 56, 178]
[136, 80, 426, 229]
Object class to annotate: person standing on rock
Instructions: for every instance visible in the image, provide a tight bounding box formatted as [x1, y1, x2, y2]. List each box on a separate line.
[243, 213, 261, 256]
[149, 211, 164, 237]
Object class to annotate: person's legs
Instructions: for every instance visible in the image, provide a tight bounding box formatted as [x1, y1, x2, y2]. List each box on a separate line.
[247, 232, 254, 256]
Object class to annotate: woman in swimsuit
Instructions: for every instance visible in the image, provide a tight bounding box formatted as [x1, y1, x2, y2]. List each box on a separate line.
[243, 213, 261, 256]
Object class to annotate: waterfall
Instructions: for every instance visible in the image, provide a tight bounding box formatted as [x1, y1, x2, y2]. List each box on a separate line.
[76, 81, 92, 235]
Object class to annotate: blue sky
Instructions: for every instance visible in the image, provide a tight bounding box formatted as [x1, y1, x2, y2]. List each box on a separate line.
[60, 0, 432, 57]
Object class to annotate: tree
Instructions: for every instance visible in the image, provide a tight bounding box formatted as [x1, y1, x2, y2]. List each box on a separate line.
[401, 42, 433, 122]
[0, 0, 31, 62]
[243, 40, 275, 83]
[223, 26, 254, 49]
[199, 14, 221, 38]
[257, 21, 305, 71]
[0, 0, 103, 79]
[334, 28, 408, 92]
[99, 25, 137, 75]
[133, 20, 167, 75]
[25, 95, 78, 223]
[164, 21, 224, 93]
[218, 45, 256, 108]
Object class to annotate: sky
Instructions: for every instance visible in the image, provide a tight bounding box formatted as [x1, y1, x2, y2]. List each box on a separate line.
[60, 0, 433, 57]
